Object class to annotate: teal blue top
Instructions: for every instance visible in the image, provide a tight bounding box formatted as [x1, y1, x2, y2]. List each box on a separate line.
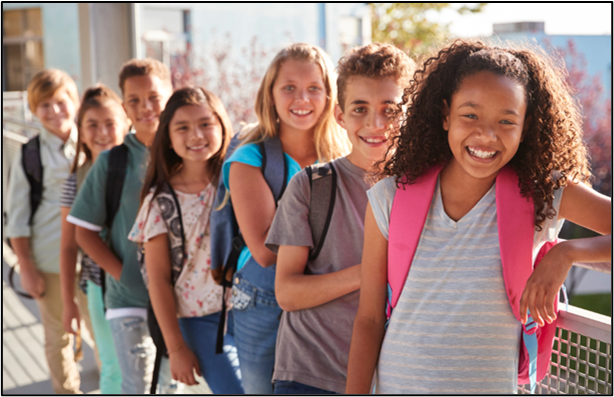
[68, 132, 149, 309]
[222, 142, 302, 271]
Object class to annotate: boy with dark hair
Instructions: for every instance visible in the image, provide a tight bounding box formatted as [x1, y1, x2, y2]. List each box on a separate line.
[67, 58, 178, 394]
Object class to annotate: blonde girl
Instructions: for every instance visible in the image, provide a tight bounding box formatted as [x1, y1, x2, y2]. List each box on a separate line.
[221, 43, 350, 394]
[59, 84, 129, 394]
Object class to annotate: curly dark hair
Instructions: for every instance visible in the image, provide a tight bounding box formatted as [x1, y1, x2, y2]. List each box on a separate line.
[379, 39, 591, 230]
[337, 42, 415, 110]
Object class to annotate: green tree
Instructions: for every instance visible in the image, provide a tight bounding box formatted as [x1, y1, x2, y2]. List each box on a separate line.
[371, 3, 485, 54]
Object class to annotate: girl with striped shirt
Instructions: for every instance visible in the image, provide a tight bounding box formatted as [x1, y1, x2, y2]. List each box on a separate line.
[346, 39, 611, 394]
[60, 84, 129, 394]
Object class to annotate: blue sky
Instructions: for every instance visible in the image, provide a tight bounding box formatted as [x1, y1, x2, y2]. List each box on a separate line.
[428, 3, 612, 37]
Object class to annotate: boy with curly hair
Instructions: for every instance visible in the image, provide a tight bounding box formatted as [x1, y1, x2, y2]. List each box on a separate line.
[264, 43, 415, 394]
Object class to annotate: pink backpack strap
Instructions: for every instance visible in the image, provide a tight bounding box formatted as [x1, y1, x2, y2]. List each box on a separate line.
[495, 166, 535, 322]
[387, 164, 443, 318]
[497, 166, 560, 390]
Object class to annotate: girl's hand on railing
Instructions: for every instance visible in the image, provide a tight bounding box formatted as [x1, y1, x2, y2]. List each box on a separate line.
[520, 242, 573, 327]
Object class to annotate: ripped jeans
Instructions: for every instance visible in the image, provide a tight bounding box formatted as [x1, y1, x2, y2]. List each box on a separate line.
[108, 316, 182, 394]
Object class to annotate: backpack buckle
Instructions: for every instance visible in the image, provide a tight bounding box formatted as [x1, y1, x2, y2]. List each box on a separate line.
[232, 235, 245, 251]
[523, 311, 539, 335]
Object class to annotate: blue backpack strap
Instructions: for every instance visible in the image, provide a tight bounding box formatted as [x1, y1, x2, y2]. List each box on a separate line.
[523, 310, 539, 393]
[259, 136, 288, 205]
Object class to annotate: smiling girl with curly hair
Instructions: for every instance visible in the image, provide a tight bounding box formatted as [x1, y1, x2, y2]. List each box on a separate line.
[346, 39, 611, 394]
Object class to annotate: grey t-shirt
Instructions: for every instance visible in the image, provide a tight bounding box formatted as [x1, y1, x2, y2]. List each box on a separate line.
[265, 156, 369, 393]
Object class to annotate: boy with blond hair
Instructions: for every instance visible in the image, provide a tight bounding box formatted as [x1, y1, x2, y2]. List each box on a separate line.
[67, 58, 178, 394]
[7, 69, 95, 394]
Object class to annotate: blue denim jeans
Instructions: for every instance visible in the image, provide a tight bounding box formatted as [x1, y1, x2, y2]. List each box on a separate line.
[86, 281, 122, 394]
[108, 316, 182, 394]
[274, 380, 338, 394]
[178, 311, 244, 394]
[231, 263, 282, 394]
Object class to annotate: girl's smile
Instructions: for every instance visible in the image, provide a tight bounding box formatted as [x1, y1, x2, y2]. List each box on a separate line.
[272, 59, 327, 134]
[169, 104, 223, 164]
[81, 105, 129, 156]
[443, 70, 528, 182]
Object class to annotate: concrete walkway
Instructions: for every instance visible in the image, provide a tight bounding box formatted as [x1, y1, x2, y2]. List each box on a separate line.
[2, 243, 211, 395]
[2, 247, 101, 394]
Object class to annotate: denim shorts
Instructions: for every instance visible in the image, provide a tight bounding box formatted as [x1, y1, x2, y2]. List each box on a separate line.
[231, 271, 282, 394]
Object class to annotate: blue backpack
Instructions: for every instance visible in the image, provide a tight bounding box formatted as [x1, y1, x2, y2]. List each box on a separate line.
[210, 133, 287, 353]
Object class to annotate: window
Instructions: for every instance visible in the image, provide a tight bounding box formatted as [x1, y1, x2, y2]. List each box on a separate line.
[339, 16, 362, 53]
[2, 8, 44, 92]
[141, 8, 190, 67]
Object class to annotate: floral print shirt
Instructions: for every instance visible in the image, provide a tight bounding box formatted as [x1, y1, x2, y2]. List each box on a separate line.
[129, 184, 229, 318]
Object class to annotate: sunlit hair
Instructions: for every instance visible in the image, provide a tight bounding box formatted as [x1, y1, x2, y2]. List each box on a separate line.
[140, 87, 233, 205]
[71, 84, 127, 173]
[378, 38, 591, 230]
[118, 58, 172, 96]
[337, 43, 416, 110]
[239, 42, 351, 161]
[27, 69, 80, 112]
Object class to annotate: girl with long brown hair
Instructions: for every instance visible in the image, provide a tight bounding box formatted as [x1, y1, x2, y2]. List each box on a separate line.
[129, 87, 243, 393]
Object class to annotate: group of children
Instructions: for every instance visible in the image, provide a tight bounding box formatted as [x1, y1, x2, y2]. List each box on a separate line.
[6, 38, 610, 395]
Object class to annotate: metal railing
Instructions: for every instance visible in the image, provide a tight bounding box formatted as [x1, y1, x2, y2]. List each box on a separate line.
[518, 262, 612, 394]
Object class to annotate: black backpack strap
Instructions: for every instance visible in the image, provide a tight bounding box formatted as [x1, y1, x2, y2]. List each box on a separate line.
[148, 301, 163, 394]
[149, 183, 186, 393]
[105, 144, 129, 229]
[8, 265, 38, 299]
[216, 234, 245, 354]
[101, 143, 128, 311]
[159, 183, 186, 286]
[307, 163, 337, 261]
[22, 135, 43, 225]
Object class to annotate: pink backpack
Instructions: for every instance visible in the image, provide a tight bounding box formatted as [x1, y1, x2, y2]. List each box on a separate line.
[387, 164, 559, 392]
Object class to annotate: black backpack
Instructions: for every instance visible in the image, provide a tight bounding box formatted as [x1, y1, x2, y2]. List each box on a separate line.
[7, 136, 44, 298]
[135, 182, 185, 395]
[7, 140, 130, 301]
